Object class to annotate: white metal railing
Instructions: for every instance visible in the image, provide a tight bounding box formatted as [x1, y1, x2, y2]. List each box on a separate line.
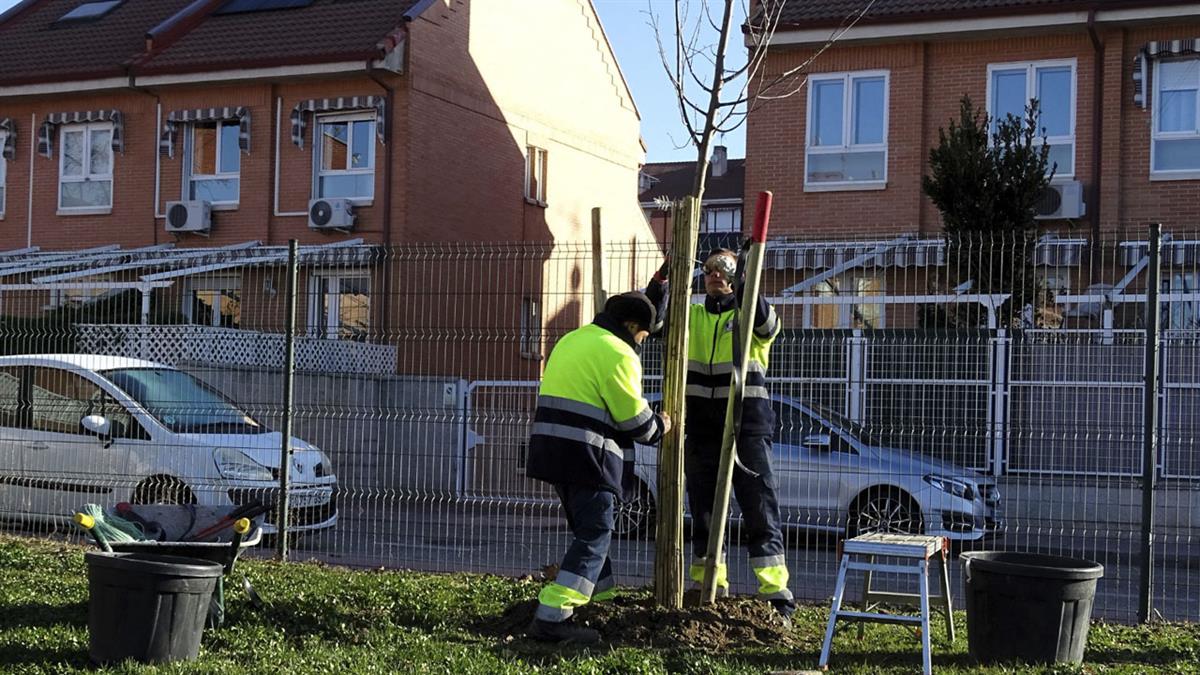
[75, 324, 397, 375]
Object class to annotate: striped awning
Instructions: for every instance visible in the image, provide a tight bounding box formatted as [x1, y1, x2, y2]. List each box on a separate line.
[1133, 39, 1200, 108]
[290, 96, 386, 149]
[765, 239, 945, 270]
[159, 107, 251, 158]
[0, 118, 14, 161]
[764, 236, 1086, 270]
[37, 110, 123, 158]
[1120, 240, 1200, 266]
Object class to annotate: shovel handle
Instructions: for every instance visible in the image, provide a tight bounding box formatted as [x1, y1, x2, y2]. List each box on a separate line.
[225, 518, 252, 575]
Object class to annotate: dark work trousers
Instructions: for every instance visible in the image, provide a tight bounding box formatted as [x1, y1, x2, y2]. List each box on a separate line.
[685, 433, 786, 569]
[535, 483, 616, 622]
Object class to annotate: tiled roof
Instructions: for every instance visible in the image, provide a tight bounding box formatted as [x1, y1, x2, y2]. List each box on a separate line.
[141, 0, 422, 74]
[774, 0, 1196, 27]
[0, 0, 196, 85]
[639, 158, 745, 203]
[0, 0, 423, 85]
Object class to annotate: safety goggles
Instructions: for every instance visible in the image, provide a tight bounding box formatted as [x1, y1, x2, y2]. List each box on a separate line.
[702, 255, 737, 280]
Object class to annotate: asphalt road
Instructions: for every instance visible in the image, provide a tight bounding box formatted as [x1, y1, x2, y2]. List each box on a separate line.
[286, 495, 1200, 625]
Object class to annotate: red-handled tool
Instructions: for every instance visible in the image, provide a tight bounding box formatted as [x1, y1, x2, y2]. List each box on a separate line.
[701, 191, 773, 604]
[186, 502, 270, 542]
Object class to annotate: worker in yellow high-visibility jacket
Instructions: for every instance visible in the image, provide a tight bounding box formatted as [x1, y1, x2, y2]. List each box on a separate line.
[647, 247, 795, 626]
[525, 291, 670, 644]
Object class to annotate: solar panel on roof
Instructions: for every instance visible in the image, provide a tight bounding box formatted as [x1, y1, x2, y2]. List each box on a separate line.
[215, 0, 315, 15]
[56, 0, 124, 23]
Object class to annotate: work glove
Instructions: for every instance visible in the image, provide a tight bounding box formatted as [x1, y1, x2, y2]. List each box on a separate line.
[652, 255, 670, 283]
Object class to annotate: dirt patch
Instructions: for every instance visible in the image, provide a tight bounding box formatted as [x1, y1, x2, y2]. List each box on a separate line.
[482, 590, 802, 651]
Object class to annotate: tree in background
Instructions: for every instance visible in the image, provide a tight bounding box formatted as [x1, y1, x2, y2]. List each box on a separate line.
[921, 95, 1055, 329]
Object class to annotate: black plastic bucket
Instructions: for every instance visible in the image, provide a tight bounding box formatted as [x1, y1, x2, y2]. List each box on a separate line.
[85, 552, 223, 665]
[961, 551, 1104, 665]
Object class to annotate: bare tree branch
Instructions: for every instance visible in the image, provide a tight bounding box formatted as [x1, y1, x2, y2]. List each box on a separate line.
[754, 0, 878, 102]
[647, 0, 875, 200]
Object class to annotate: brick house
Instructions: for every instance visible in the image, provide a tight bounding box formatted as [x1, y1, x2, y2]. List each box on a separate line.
[745, 0, 1200, 330]
[0, 0, 654, 375]
[638, 145, 746, 246]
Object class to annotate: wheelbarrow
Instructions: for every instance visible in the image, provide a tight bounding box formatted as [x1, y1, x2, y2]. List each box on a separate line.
[75, 503, 269, 628]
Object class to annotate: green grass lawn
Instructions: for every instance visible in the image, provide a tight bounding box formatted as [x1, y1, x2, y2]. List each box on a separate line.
[1, 534, 1196, 674]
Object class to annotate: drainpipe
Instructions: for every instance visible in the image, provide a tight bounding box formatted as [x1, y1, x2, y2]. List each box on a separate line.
[1087, 9, 1104, 282]
[26, 113, 35, 248]
[366, 64, 395, 344]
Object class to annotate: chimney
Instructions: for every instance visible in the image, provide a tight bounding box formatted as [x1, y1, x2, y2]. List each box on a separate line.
[638, 170, 652, 193]
[711, 145, 728, 178]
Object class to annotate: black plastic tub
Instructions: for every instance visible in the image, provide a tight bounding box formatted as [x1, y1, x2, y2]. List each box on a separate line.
[961, 551, 1104, 665]
[85, 552, 223, 665]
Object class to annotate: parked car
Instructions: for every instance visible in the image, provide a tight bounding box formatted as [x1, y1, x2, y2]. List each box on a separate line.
[0, 354, 337, 534]
[618, 394, 1003, 540]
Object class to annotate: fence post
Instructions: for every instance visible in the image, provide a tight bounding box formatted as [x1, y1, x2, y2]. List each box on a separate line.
[1138, 223, 1162, 624]
[276, 239, 300, 562]
[845, 329, 866, 422]
[591, 208, 607, 312]
[989, 329, 1010, 477]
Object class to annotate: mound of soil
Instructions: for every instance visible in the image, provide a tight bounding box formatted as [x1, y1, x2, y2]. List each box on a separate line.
[483, 590, 802, 651]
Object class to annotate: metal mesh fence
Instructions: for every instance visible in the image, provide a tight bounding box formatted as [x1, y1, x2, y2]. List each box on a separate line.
[0, 229, 1196, 624]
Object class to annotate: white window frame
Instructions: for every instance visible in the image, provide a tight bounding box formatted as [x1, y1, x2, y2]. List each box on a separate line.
[525, 145, 548, 205]
[1150, 57, 1200, 181]
[312, 112, 376, 205]
[182, 275, 242, 328]
[985, 58, 1077, 180]
[307, 272, 371, 341]
[184, 121, 241, 208]
[700, 205, 742, 233]
[0, 130, 6, 219]
[57, 122, 114, 213]
[804, 69, 890, 192]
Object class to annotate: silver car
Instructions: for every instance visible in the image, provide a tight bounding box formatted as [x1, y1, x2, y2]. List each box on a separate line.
[0, 354, 337, 535]
[620, 394, 1003, 540]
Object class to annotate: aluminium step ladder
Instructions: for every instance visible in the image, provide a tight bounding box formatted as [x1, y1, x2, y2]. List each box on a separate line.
[818, 533, 954, 675]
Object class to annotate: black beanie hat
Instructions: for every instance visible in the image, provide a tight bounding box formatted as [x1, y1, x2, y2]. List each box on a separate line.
[604, 291, 656, 333]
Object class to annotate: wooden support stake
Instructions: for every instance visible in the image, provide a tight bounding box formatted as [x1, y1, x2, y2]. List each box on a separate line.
[654, 196, 700, 608]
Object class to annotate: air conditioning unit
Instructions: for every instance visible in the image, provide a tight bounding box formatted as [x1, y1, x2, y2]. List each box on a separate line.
[165, 200, 211, 234]
[308, 198, 356, 231]
[1034, 181, 1086, 220]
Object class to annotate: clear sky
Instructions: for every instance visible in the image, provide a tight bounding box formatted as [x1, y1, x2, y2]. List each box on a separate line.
[593, 0, 749, 163]
[0, 0, 748, 162]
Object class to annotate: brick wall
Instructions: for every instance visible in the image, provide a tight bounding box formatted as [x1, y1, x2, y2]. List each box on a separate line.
[0, 0, 652, 252]
[747, 21, 1200, 239]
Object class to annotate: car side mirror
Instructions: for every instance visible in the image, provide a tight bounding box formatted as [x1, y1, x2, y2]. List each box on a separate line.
[81, 414, 112, 438]
[803, 433, 832, 449]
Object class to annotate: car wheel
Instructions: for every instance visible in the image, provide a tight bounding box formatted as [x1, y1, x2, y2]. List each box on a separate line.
[613, 480, 656, 540]
[133, 476, 196, 506]
[848, 487, 922, 538]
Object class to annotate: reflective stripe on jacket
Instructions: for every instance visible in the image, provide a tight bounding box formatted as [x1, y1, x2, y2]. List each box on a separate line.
[525, 317, 662, 493]
[685, 292, 780, 437]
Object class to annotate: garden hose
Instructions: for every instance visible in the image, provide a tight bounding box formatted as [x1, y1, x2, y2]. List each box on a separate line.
[73, 513, 112, 552]
[77, 503, 144, 545]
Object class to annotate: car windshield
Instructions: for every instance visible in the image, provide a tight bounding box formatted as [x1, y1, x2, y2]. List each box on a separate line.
[102, 368, 265, 434]
[805, 402, 871, 441]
